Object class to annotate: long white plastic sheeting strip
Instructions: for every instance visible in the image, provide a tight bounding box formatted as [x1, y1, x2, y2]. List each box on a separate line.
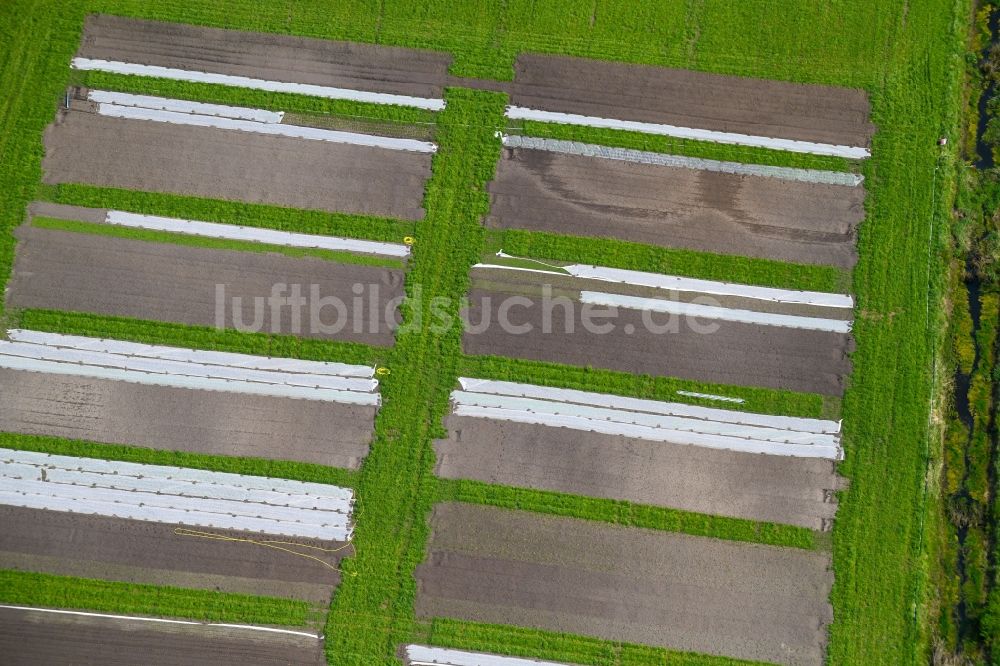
[405, 645, 580, 666]
[73, 58, 446, 111]
[458, 378, 840, 434]
[676, 390, 745, 404]
[8, 329, 374, 378]
[103, 211, 410, 258]
[580, 291, 852, 333]
[505, 106, 870, 159]
[96, 102, 437, 153]
[453, 404, 839, 459]
[563, 265, 853, 309]
[0, 448, 354, 540]
[3, 448, 353, 501]
[501, 134, 864, 187]
[87, 90, 285, 123]
[474, 260, 853, 309]
[0, 606, 322, 640]
[451, 391, 837, 447]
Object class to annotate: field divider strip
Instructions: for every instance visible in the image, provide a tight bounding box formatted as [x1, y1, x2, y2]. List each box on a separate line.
[505, 106, 871, 159]
[502, 134, 864, 186]
[73, 58, 446, 111]
[0, 605, 322, 639]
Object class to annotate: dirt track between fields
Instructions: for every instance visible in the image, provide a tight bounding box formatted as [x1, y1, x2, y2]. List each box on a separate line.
[43, 110, 431, 219]
[80, 14, 452, 98]
[435, 416, 841, 529]
[511, 54, 875, 147]
[0, 506, 347, 601]
[462, 289, 852, 395]
[0, 368, 375, 469]
[416, 503, 832, 666]
[0, 606, 325, 666]
[8, 226, 404, 345]
[487, 148, 863, 267]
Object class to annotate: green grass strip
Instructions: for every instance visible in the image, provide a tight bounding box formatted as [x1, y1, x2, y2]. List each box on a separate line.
[458, 354, 829, 419]
[488, 229, 852, 294]
[37, 184, 415, 244]
[0, 432, 357, 488]
[0, 570, 312, 626]
[435, 478, 817, 550]
[73, 69, 438, 126]
[32, 216, 405, 270]
[515, 120, 857, 172]
[420, 618, 767, 666]
[12, 309, 385, 366]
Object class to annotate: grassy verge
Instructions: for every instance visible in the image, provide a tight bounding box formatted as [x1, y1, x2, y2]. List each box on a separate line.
[72, 69, 437, 126]
[458, 354, 829, 419]
[435, 479, 818, 550]
[0, 432, 357, 488]
[0, 570, 315, 626]
[416, 618, 765, 666]
[10, 309, 384, 366]
[37, 184, 415, 244]
[513, 120, 857, 172]
[31, 216, 405, 269]
[486, 229, 852, 294]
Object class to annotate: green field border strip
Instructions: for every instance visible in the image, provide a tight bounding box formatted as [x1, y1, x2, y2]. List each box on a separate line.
[434, 479, 818, 550]
[36, 184, 416, 245]
[0, 570, 316, 627]
[30, 216, 405, 269]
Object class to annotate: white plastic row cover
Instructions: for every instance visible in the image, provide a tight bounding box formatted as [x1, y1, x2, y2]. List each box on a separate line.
[676, 390, 745, 404]
[103, 210, 410, 258]
[1, 331, 378, 405]
[0, 448, 354, 540]
[8, 329, 374, 378]
[1, 448, 352, 501]
[453, 404, 839, 459]
[580, 291, 852, 333]
[457, 378, 839, 434]
[505, 106, 870, 159]
[477, 259, 853, 309]
[88, 90, 285, 123]
[451, 391, 837, 447]
[74, 59, 446, 111]
[94, 96, 437, 153]
[405, 645, 579, 666]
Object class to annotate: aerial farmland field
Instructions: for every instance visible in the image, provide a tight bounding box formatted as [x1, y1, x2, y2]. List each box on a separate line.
[0, 1, 978, 665]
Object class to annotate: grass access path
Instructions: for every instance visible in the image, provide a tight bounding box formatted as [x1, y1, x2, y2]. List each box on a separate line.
[0, 0, 971, 664]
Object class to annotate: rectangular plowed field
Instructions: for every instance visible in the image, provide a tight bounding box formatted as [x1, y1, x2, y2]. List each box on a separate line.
[0, 607, 325, 666]
[0, 506, 347, 602]
[416, 503, 832, 666]
[486, 148, 863, 267]
[43, 109, 431, 219]
[8, 226, 404, 345]
[435, 415, 841, 529]
[79, 15, 452, 99]
[511, 54, 875, 148]
[0, 368, 375, 468]
[462, 289, 852, 395]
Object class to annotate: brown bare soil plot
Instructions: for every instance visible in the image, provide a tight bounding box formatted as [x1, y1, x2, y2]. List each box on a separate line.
[463, 289, 852, 395]
[435, 416, 841, 529]
[0, 506, 347, 602]
[0, 606, 325, 666]
[0, 368, 375, 469]
[8, 226, 404, 345]
[79, 14, 452, 99]
[511, 54, 875, 147]
[487, 148, 864, 267]
[43, 109, 431, 219]
[416, 503, 832, 666]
